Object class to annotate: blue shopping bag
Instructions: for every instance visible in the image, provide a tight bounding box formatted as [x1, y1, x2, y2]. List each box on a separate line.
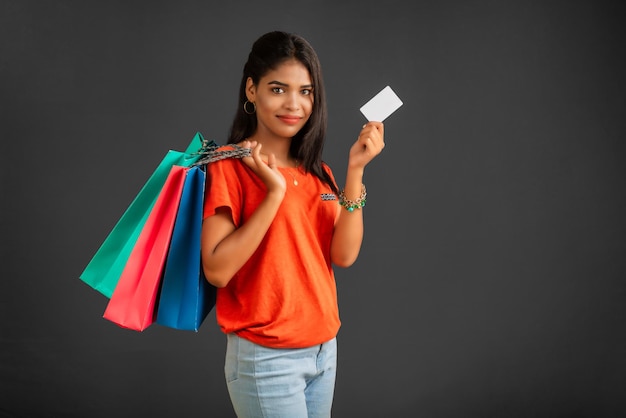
[156, 165, 216, 331]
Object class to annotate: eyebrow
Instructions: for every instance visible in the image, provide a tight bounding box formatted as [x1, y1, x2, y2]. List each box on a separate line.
[267, 80, 314, 89]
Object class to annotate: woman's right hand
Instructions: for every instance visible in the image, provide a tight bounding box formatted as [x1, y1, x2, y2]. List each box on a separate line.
[202, 140, 286, 288]
[239, 140, 287, 196]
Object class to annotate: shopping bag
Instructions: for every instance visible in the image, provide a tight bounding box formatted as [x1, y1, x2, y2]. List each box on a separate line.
[102, 165, 188, 331]
[79, 133, 204, 297]
[156, 166, 216, 331]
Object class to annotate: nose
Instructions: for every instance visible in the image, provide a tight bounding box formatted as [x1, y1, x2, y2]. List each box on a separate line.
[285, 92, 300, 110]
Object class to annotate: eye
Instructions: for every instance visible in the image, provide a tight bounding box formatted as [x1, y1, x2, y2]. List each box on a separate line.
[271, 87, 285, 94]
[301, 89, 312, 96]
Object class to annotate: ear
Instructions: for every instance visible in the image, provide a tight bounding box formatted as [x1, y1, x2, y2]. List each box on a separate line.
[245, 77, 256, 102]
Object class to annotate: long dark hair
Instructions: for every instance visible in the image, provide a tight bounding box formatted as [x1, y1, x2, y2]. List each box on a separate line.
[227, 31, 338, 194]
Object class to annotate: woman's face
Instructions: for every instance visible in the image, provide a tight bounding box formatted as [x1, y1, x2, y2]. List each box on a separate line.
[246, 59, 314, 141]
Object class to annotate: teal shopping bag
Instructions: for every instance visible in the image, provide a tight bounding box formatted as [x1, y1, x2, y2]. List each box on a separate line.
[156, 166, 216, 331]
[79, 133, 204, 297]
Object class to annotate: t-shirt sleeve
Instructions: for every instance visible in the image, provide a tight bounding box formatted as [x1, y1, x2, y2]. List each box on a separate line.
[321, 162, 341, 223]
[321, 162, 337, 188]
[203, 158, 243, 227]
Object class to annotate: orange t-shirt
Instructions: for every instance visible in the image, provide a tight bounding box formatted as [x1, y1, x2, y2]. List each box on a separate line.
[203, 156, 341, 348]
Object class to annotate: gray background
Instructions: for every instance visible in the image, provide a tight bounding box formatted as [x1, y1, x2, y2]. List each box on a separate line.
[2, 1, 625, 417]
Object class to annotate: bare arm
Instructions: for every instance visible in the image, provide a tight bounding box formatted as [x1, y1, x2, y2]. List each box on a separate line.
[331, 122, 385, 267]
[201, 142, 286, 288]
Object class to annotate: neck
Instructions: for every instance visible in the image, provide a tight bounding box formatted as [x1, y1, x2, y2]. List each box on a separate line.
[247, 134, 295, 167]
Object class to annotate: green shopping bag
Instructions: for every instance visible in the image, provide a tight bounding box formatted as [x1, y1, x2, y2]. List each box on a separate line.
[79, 132, 205, 297]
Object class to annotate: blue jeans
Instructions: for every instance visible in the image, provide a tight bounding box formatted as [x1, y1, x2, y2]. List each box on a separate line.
[225, 333, 337, 418]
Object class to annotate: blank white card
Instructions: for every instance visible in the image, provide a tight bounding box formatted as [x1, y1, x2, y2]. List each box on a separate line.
[359, 86, 403, 122]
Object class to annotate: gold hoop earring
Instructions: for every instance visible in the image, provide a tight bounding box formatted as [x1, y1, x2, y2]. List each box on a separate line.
[243, 100, 256, 115]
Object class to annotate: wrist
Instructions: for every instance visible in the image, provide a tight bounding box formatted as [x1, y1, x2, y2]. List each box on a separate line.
[265, 188, 286, 203]
[338, 184, 367, 212]
[346, 163, 365, 177]
[345, 166, 364, 188]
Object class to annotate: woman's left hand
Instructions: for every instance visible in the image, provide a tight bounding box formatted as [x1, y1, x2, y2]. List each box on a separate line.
[348, 121, 385, 170]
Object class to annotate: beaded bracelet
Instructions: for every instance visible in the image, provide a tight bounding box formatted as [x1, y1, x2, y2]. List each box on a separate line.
[338, 184, 367, 212]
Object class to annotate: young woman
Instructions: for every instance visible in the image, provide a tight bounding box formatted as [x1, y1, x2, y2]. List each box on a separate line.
[201, 31, 385, 417]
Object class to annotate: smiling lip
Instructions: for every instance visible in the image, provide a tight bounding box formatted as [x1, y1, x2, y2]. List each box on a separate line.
[277, 115, 301, 125]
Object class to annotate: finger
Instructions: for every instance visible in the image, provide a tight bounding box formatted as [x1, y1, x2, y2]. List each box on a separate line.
[243, 143, 264, 169]
[361, 123, 383, 138]
[361, 123, 371, 135]
[370, 121, 384, 130]
[238, 140, 255, 149]
[375, 122, 384, 138]
[252, 142, 263, 160]
[241, 141, 252, 159]
[366, 123, 384, 146]
[267, 153, 277, 169]
[360, 128, 380, 144]
[363, 135, 384, 154]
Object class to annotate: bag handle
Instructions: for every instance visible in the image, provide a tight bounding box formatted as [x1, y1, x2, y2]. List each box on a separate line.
[192, 142, 251, 167]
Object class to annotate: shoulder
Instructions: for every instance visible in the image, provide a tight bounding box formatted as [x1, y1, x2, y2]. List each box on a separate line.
[321, 161, 336, 181]
[205, 150, 249, 185]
